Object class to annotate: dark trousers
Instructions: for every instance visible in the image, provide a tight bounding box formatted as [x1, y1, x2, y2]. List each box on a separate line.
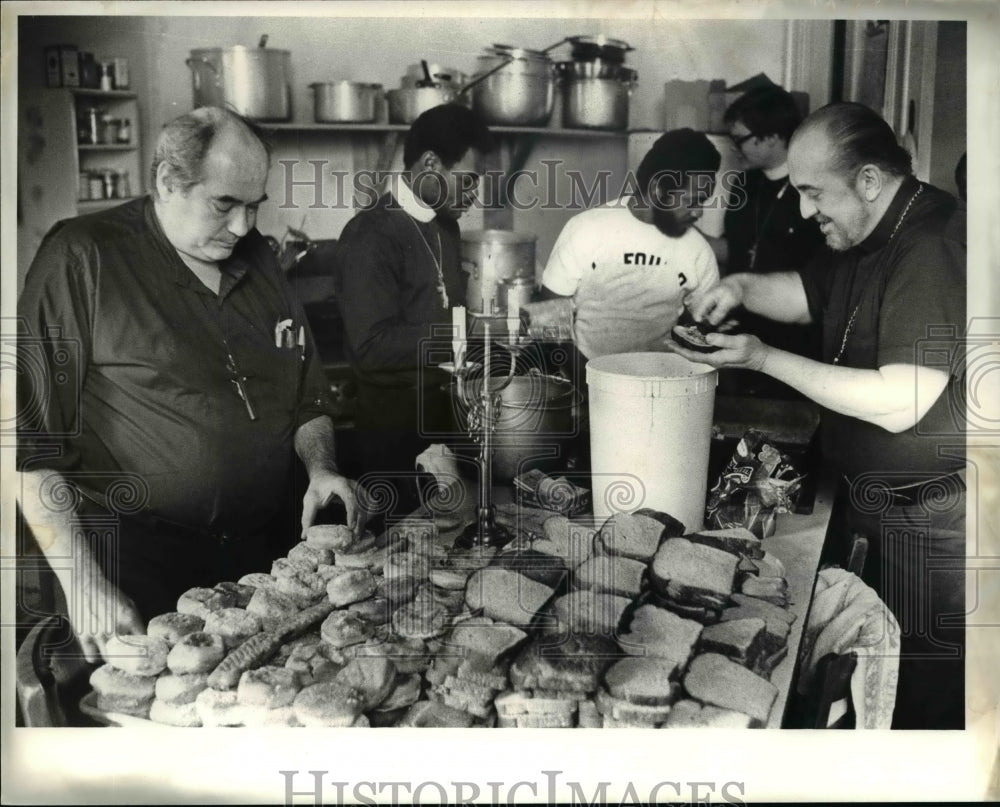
[825, 475, 966, 729]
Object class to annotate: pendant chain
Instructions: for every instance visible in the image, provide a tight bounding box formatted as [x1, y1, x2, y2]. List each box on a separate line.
[408, 216, 449, 309]
[832, 185, 924, 365]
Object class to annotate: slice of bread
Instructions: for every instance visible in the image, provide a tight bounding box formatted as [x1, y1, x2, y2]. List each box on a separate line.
[663, 698, 753, 728]
[617, 604, 702, 668]
[697, 618, 767, 669]
[683, 653, 777, 726]
[685, 527, 764, 559]
[595, 512, 666, 562]
[595, 687, 673, 724]
[465, 568, 555, 627]
[509, 634, 620, 693]
[650, 538, 737, 610]
[603, 657, 679, 706]
[721, 593, 795, 654]
[633, 508, 685, 538]
[573, 555, 646, 598]
[544, 591, 631, 637]
[533, 516, 597, 565]
[396, 699, 475, 728]
[739, 576, 789, 607]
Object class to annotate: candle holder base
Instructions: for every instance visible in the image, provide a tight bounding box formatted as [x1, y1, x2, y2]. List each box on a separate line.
[454, 519, 515, 550]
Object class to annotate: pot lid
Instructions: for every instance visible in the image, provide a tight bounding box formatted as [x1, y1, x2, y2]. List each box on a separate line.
[487, 43, 551, 61]
[568, 34, 633, 51]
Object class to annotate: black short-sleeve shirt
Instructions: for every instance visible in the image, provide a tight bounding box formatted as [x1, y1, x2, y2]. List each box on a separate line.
[17, 197, 335, 535]
[797, 176, 966, 482]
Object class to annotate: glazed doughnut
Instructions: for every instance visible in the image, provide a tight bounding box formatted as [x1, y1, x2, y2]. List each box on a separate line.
[246, 587, 300, 631]
[292, 681, 365, 727]
[284, 639, 347, 683]
[146, 612, 205, 647]
[177, 586, 237, 618]
[271, 557, 314, 580]
[347, 596, 391, 626]
[203, 607, 264, 650]
[149, 697, 201, 727]
[391, 599, 449, 640]
[167, 631, 226, 675]
[334, 656, 396, 710]
[326, 569, 377, 607]
[155, 672, 209, 704]
[288, 541, 335, 570]
[194, 687, 245, 727]
[238, 572, 278, 590]
[276, 569, 327, 607]
[237, 666, 303, 709]
[242, 704, 299, 727]
[304, 523, 356, 552]
[320, 610, 375, 649]
[89, 663, 155, 716]
[104, 634, 169, 677]
[316, 563, 349, 583]
[214, 581, 256, 608]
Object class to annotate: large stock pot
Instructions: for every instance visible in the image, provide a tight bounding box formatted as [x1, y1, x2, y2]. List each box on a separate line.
[187, 37, 292, 121]
[471, 45, 555, 127]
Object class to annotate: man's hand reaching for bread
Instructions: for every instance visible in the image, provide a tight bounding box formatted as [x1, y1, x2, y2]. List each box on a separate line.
[300, 470, 367, 540]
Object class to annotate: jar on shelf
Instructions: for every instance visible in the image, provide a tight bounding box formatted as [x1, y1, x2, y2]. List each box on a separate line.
[99, 61, 114, 92]
[78, 106, 99, 145]
[97, 110, 113, 144]
[101, 170, 117, 200]
[88, 172, 105, 200]
[115, 118, 132, 144]
[78, 171, 91, 201]
[117, 171, 132, 199]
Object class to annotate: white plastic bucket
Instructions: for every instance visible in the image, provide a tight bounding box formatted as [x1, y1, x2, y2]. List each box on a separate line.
[587, 352, 717, 531]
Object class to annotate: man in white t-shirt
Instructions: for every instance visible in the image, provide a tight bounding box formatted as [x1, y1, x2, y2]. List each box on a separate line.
[536, 128, 721, 360]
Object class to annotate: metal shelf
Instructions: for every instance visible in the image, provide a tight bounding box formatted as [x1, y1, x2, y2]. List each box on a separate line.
[78, 144, 138, 152]
[260, 122, 628, 138]
[69, 88, 138, 100]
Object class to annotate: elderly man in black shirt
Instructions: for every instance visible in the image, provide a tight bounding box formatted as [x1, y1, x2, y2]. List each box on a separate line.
[17, 107, 363, 658]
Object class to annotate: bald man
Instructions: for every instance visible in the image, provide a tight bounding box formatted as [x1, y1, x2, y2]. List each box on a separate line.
[670, 102, 966, 729]
[17, 107, 363, 660]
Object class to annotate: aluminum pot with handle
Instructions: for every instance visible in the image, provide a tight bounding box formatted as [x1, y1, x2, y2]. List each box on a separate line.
[461, 229, 537, 314]
[386, 85, 458, 123]
[310, 81, 383, 123]
[187, 36, 292, 121]
[560, 65, 637, 130]
[471, 45, 555, 127]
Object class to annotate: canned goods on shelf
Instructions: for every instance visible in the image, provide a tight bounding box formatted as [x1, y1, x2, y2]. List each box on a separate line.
[88, 173, 105, 200]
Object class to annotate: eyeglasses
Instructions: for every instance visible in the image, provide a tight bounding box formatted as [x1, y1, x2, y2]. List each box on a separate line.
[729, 132, 756, 149]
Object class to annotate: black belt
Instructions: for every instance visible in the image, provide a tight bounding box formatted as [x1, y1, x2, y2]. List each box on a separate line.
[844, 467, 966, 506]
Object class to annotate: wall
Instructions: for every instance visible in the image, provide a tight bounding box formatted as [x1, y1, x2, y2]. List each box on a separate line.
[929, 21, 966, 196]
[18, 13, 801, 269]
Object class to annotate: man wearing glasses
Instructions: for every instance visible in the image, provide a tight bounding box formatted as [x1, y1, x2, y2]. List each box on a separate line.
[16, 107, 364, 660]
[717, 84, 825, 395]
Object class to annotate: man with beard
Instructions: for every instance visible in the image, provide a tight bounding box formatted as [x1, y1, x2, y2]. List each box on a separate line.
[671, 103, 966, 729]
[535, 128, 721, 360]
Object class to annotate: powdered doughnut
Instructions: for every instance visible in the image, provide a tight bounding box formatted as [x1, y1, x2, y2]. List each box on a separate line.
[214, 581, 256, 608]
[154, 672, 209, 705]
[104, 634, 169, 677]
[334, 656, 396, 710]
[292, 681, 364, 727]
[288, 541, 335, 570]
[276, 569, 327, 607]
[238, 572, 278, 590]
[242, 704, 299, 727]
[246, 587, 300, 631]
[177, 586, 237, 618]
[237, 666, 303, 709]
[326, 569, 377, 607]
[320, 610, 375, 648]
[149, 697, 202, 727]
[89, 663, 155, 716]
[347, 596, 391, 625]
[146, 612, 205, 647]
[304, 523, 356, 552]
[203, 607, 264, 650]
[384, 551, 430, 581]
[391, 599, 449, 640]
[194, 687, 244, 726]
[167, 631, 226, 675]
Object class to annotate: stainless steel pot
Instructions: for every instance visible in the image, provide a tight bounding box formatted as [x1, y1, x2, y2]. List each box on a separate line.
[461, 229, 537, 313]
[471, 45, 555, 127]
[568, 35, 633, 64]
[562, 76, 635, 130]
[386, 86, 457, 123]
[187, 39, 291, 121]
[310, 81, 382, 123]
[557, 60, 637, 81]
[457, 371, 577, 483]
[401, 64, 468, 89]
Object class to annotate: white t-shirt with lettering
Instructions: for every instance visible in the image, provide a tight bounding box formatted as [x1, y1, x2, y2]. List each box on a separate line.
[542, 198, 719, 359]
